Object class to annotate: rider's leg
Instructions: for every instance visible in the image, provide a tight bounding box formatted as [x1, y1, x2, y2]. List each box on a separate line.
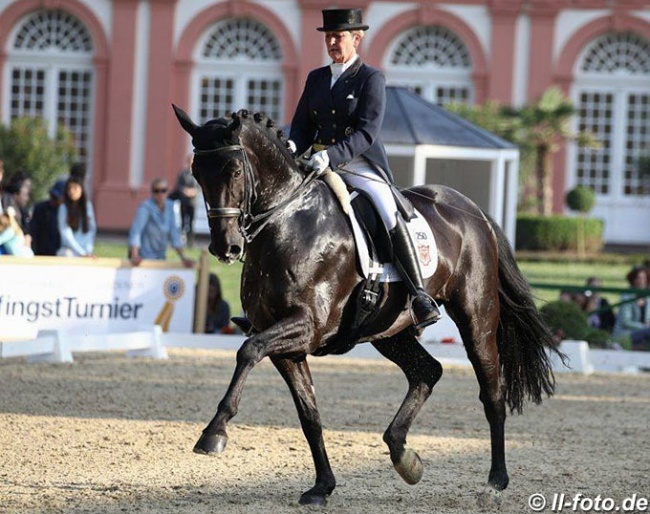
[340, 159, 441, 328]
[389, 216, 441, 328]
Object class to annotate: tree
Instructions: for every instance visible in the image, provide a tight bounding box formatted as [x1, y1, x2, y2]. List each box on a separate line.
[448, 87, 599, 215]
[0, 117, 78, 202]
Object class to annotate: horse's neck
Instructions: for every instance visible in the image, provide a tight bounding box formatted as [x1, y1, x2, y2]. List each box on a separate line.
[251, 151, 305, 213]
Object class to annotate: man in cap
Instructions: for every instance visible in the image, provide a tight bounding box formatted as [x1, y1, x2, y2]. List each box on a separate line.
[289, 8, 441, 328]
[29, 179, 66, 256]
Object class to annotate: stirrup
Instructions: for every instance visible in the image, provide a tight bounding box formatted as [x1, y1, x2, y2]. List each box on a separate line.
[408, 293, 442, 329]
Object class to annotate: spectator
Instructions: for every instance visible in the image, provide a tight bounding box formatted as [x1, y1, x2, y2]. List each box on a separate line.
[169, 154, 199, 247]
[204, 273, 232, 334]
[128, 177, 194, 267]
[613, 265, 650, 351]
[1, 170, 32, 242]
[0, 212, 34, 257]
[30, 179, 65, 256]
[57, 176, 97, 257]
[582, 276, 616, 333]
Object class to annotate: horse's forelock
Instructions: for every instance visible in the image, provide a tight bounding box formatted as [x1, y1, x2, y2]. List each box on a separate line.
[191, 118, 232, 149]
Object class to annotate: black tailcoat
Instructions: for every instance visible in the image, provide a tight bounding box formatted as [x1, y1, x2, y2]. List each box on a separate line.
[290, 58, 393, 182]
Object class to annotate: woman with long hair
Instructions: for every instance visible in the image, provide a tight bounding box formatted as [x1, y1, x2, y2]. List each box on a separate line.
[57, 176, 96, 257]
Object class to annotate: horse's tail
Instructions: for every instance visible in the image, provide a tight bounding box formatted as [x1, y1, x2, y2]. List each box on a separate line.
[487, 215, 565, 414]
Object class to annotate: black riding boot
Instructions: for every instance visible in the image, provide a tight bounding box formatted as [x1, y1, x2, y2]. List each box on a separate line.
[389, 217, 441, 329]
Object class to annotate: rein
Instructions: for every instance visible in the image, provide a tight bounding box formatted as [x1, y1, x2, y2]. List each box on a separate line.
[194, 143, 320, 245]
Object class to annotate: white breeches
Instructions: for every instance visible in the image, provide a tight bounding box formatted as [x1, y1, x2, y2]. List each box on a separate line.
[338, 156, 398, 230]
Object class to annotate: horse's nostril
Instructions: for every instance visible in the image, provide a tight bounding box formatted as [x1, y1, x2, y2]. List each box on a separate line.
[229, 245, 242, 257]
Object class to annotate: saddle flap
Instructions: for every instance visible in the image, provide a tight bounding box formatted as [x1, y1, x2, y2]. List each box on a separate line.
[347, 192, 438, 283]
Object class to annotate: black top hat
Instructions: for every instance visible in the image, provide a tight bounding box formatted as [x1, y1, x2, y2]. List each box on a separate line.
[317, 8, 369, 32]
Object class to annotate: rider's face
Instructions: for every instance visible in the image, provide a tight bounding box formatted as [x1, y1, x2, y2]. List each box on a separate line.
[325, 31, 360, 64]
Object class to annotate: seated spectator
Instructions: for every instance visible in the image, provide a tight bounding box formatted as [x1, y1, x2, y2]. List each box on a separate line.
[0, 212, 34, 257]
[582, 276, 616, 333]
[204, 273, 232, 334]
[128, 178, 193, 267]
[57, 176, 97, 257]
[1, 170, 32, 245]
[30, 179, 65, 256]
[613, 265, 650, 351]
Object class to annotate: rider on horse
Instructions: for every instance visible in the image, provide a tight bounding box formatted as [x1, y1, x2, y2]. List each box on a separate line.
[288, 8, 441, 329]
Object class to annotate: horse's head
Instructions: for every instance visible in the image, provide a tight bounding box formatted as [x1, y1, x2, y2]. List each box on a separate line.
[173, 104, 248, 263]
[173, 105, 298, 263]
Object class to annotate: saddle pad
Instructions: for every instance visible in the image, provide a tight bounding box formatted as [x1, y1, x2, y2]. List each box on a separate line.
[348, 203, 438, 283]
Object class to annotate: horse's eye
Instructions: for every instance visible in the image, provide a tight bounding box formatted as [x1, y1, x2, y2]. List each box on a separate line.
[233, 169, 243, 178]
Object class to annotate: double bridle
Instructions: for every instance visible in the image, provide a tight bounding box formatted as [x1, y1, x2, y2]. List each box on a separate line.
[193, 141, 319, 245]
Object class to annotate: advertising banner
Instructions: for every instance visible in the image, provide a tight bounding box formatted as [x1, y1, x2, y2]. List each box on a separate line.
[0, 257, 195, 339]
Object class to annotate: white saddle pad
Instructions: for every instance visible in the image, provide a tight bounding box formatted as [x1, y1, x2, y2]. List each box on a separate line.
[347, 199, 438, 283]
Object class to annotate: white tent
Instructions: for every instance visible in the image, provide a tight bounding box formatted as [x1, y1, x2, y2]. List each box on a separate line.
[382, 86, 520, 244]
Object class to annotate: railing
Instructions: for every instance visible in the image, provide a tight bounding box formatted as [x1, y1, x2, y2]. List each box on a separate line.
[529, 283, 650, 314]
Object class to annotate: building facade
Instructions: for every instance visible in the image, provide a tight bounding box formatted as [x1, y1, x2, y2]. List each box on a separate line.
[0, 0, 648, 243]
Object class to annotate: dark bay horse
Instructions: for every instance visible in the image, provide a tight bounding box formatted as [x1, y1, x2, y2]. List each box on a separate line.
[173, 106, 562, 506]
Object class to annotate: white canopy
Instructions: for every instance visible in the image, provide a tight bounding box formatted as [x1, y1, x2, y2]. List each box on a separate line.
[382, 86, 520, 244]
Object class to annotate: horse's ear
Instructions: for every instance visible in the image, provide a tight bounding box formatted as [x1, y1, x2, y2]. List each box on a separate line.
[226, 116, 242, 144]
[172, 104, 198, 136]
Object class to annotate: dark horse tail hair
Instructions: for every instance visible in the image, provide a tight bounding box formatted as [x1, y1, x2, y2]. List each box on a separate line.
[486, 214, 566, 414]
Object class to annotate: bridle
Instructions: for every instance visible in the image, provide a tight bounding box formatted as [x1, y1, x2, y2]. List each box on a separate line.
[193, 141, 319, 245]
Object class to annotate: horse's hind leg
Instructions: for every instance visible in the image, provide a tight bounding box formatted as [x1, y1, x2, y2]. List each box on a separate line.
[271, 356, 335, 506]
[454, 304, 509, 494]
[372, 330, 443, 485]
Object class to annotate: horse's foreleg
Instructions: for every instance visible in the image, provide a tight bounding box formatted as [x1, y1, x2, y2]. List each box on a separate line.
[271, 356, 335, 506]
[372, 331, 443, 485]
[194, 313, 313, 455]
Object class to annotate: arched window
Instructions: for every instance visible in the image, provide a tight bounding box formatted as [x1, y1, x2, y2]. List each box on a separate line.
[193, 18, 284, 124]
[573, 32, 650, 197]
[385, 26, 473, 106]
[3, 10, 95, 180]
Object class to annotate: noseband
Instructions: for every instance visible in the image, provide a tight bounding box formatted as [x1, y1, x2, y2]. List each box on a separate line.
[193, 142, 319, 245]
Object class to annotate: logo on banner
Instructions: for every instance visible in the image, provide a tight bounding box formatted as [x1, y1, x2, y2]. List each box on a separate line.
[154, 275, 186, 331]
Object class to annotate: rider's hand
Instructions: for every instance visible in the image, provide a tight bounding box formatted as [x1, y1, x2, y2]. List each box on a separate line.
[286, 139, 297, 156]
[307, 150, 330, 176]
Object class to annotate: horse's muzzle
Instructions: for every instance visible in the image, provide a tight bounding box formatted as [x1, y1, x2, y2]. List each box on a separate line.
[209, 241, 243, 264]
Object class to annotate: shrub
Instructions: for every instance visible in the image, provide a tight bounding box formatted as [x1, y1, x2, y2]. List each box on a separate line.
[566, 185, 596, 213]
[540, 300, 589, 341]
[516, 214, 603, 252]
[584, 328, 612, 349]
[0, 117, 78, 202]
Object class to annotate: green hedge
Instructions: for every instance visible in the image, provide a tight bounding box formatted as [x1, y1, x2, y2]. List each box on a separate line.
[516, 214, 603, 252]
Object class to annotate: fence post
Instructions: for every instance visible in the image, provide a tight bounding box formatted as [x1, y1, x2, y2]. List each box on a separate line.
[194, 249, 210, 333]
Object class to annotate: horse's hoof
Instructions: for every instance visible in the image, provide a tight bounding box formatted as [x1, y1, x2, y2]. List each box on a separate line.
[393, 447, 423, 485]
[299, 492, 328, 506]
[476, 486, 503, 509]
[193, 433, 228, 455]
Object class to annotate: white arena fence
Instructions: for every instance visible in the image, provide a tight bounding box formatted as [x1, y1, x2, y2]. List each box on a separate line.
[1, 327, 649, 375]
[1, 257, 648, 373]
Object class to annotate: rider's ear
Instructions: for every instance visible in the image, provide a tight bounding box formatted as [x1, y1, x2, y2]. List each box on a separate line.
[172, 104, 198, 137]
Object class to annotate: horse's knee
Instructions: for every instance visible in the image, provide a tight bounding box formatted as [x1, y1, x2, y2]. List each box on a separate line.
[236, 339, 264, 366]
